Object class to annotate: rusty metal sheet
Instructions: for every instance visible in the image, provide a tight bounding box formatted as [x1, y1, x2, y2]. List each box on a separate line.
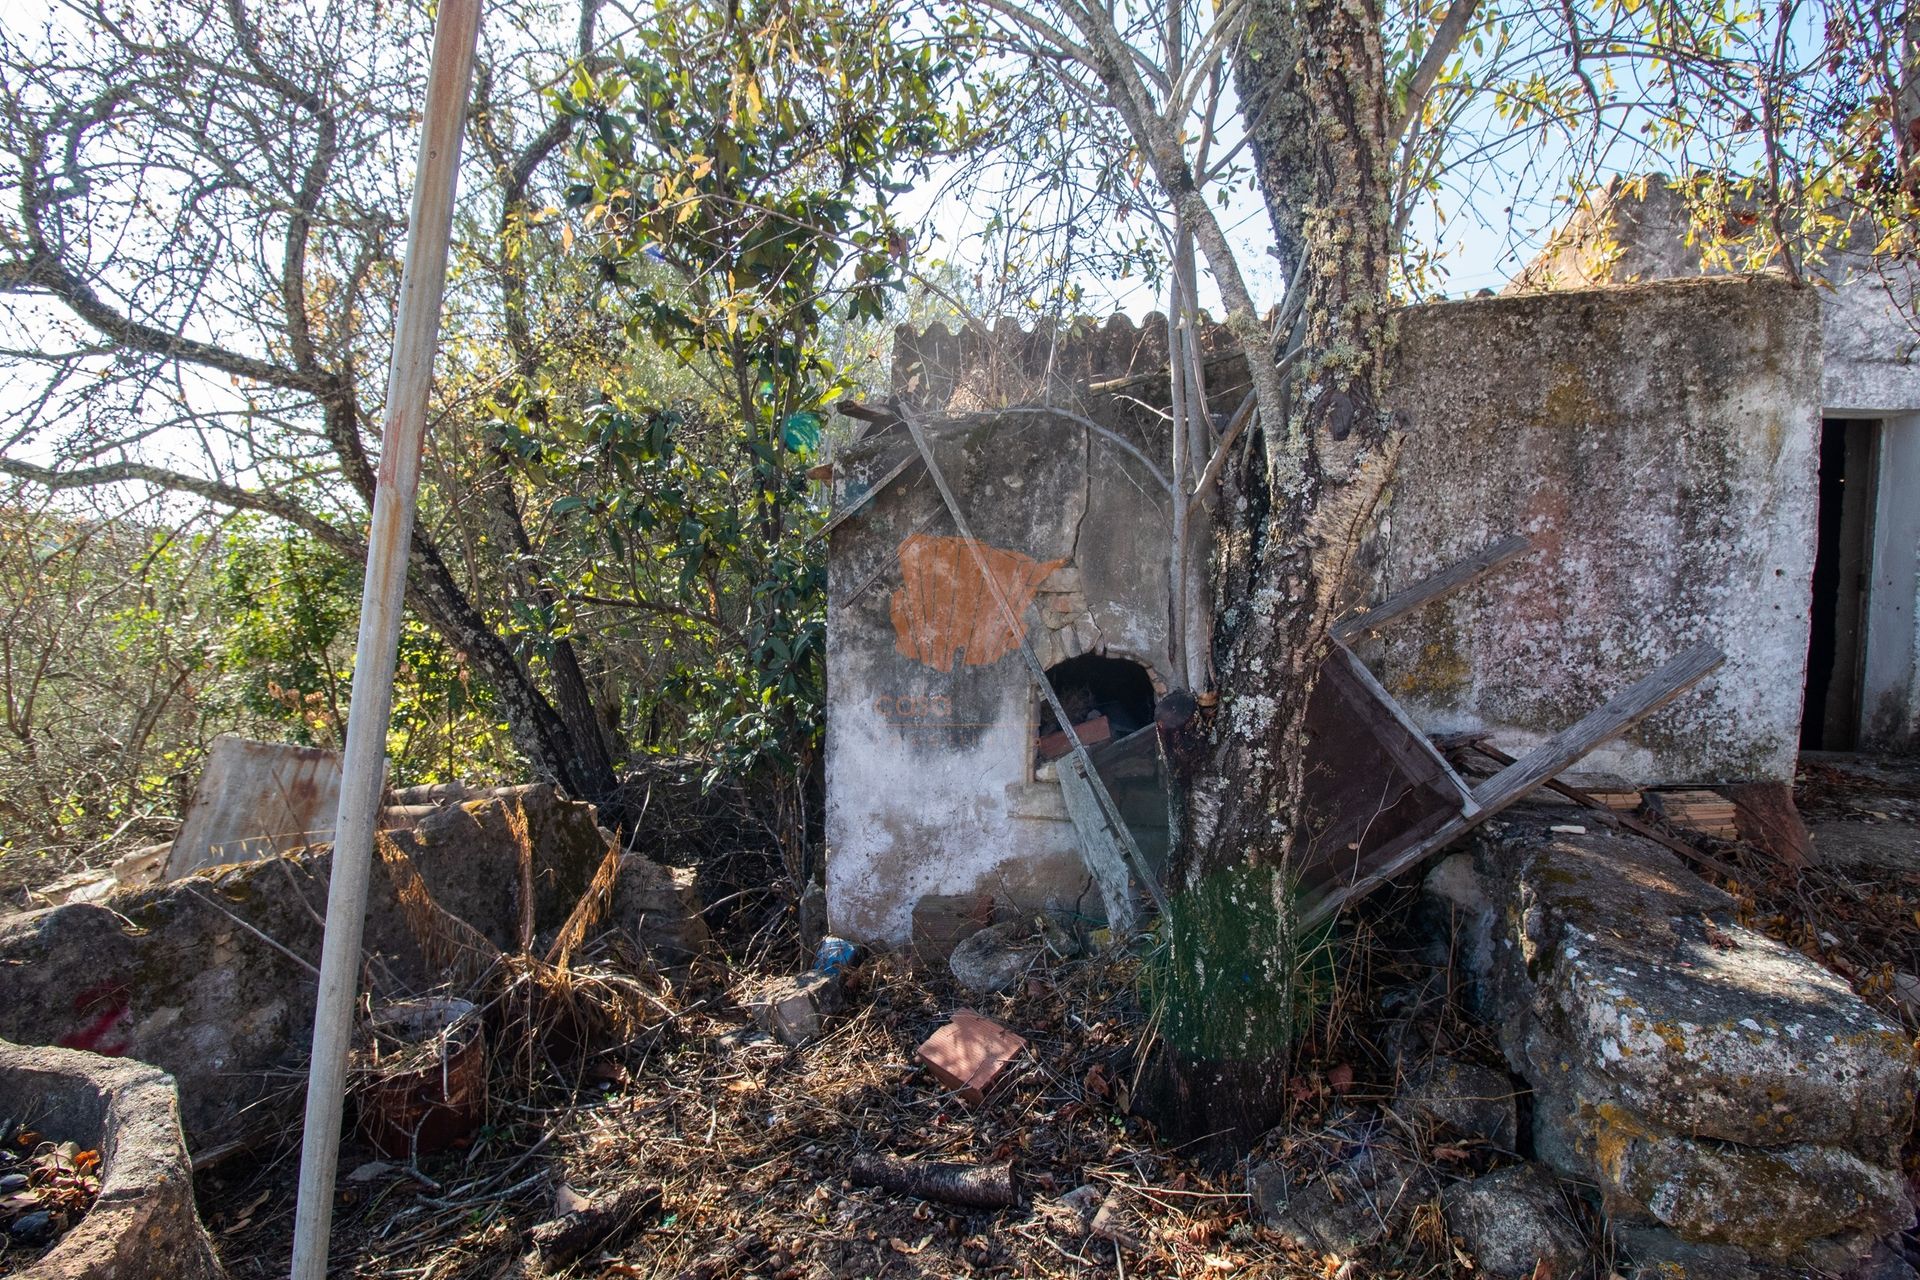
[1294, 648, 1464, 903]
[164, 735, 348, 879]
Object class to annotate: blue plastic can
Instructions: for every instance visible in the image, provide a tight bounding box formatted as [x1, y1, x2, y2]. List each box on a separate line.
[813, 935, 856, 976]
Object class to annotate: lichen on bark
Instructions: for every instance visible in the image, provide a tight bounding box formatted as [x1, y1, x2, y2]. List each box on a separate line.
[1146, 0, 1404, 1149]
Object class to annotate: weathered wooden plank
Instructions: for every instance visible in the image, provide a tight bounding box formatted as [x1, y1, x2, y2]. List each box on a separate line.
[1330, 643, 1478, 814]
[1456, 739, 1744, 880]
[1057, 755, 1139, 936]
[1467, 643, 1725, 814]
[1292, 649, 1465, 898]
[1331, 533, 1532, 642]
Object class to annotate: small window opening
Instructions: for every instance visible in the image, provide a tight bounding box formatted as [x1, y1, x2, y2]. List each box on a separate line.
[1036, 654, 1155, 761]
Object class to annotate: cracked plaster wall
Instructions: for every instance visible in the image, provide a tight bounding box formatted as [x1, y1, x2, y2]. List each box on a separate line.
[823, 410, 1175, 945]
[1367, 277, 1821, 784]
[1511, 183, 1920, 752]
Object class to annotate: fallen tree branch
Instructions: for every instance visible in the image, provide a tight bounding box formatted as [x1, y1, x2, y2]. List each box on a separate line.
[525, 1180, 663, 1270]
[850, 1152, 1015, 1209]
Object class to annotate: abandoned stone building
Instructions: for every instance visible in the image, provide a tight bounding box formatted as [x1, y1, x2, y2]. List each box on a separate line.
[820, 196, 1918, 949]
[813, 206, 1920, 1274]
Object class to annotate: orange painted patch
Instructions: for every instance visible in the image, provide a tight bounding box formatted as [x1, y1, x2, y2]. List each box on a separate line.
[889, 534, 1064, 672]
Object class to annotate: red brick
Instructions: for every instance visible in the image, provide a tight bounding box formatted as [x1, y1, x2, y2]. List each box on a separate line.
[1037, 714, 1110, 761]
[916, 1009, 1027, 1104]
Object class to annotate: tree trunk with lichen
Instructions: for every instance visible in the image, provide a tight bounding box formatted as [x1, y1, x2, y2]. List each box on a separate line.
[1145, 0, 1400, 1155]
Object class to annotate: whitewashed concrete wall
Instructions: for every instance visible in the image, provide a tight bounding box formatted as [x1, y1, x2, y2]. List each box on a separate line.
[1510, 180, 1920, 750]
[1508, 179, 1920, 417]
[822, 410, 1176, 946]
[1366, 277, 1821, 784]
[1864, 415, 1920, 748]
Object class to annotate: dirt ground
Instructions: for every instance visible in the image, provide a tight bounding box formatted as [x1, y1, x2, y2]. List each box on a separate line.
[29, 752, 1920, 1279]
[191, 890, 1502, 1280]
[194, 952, 1363, 1280]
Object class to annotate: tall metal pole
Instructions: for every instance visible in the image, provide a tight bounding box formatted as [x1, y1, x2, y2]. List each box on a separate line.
[290, 2, 482, 1275]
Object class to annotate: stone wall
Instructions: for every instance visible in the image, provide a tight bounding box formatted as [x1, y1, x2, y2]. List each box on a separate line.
[1366, 277, 1821, 784]
[1508, 179, 1920, 751]
[1427, 819, 1917, 1272]
[0, 786, 706, 1149]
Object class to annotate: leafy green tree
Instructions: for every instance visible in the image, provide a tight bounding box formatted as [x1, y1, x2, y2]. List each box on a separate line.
[487, 0, 969, 775]
[0, 0, 965, 821]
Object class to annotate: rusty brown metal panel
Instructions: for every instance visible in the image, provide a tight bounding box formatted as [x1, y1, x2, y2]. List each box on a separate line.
[1295, 651, 1464, 903]
[164, 736, 346, 879]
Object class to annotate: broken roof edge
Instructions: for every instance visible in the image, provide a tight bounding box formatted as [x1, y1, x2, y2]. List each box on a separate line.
[889, 275, 1814, 420]
[890, 310, 1250, 417]
[1505, 173, 1912, 295]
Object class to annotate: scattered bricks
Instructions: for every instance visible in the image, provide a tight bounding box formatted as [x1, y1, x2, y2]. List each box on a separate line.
[747, 972, 844, 1047]
[1645, 789, 1739, 839]
[917, 1009, 1026, 1103]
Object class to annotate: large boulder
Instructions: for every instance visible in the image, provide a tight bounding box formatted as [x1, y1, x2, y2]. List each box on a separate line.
[1429, 820, 1918, 1270]
[0, 786, 703, 1151]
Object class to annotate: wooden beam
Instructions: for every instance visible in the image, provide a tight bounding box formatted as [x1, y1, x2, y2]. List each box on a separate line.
[1331, 533, 1532, 642]
[290, 0, 483, 1275]
[1467, 643, 1724, 813]
[1330, 642, 1478, 814]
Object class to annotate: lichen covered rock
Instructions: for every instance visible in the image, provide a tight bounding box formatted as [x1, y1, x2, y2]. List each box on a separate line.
[1436, 819, 1918, 1269]
[1442, 1163, 1587, 1280]
[1397, 1055, 1519, 1150]
[1249, 1129, 1435, 1255]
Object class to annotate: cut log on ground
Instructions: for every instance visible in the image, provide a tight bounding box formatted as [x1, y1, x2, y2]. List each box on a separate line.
[1723, 781, 1815, 869]
[525, 1181, 663, 1269]
[850, 1152, 1016, 1208]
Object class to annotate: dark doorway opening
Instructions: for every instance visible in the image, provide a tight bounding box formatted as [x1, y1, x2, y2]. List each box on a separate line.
[1802, 418, 1879, 751]
[1039, 654, 1155, 745]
